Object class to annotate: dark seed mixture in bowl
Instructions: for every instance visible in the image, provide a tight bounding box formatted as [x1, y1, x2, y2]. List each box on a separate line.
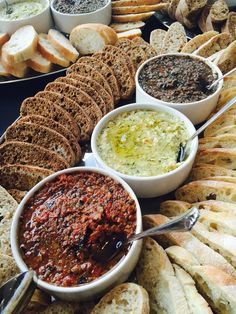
[53, 0, 108, 14]
[138, 55, 217, 104]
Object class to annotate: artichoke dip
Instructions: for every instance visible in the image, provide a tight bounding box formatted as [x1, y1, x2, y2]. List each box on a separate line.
[97, 110, 188, 177]
[0, 0, 45, 20]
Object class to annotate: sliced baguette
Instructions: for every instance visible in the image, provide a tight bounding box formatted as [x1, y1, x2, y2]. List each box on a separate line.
[48, 29, 79, 62]
[0, 61, 10, 77]
[1, 52, 28, 78]
[222, 12, 236, 40]
[181, 31, 218, 53]
[2, 25, 38, 63]
[215, 39, 236, 74]
[190, 164, 236, 181]
[204, 114, 236, 137]
[112, 3, 167, 14]
[150, 29, 166, 54]
[109, 21, 145, 32]
[204, 125, 236, 137]
[162, 22, 187, 53]
[112, 11, 155, 22]
[26, 50, 52, 73]
[199, 135, 236, 149]
[0, 33, 9, 48]
[0, 164, 53, 190]
[175, 180, 236, 203]
[91, 283, 150, 314]
[211, 0, 229, 23]
[117, 28, 142, 39]
[38, 34, 70, 67]
[136, 237, 189, 314]
[112, 0, 162, 7]
[196, 148, 236, 170]
[198, 5, 215, 33]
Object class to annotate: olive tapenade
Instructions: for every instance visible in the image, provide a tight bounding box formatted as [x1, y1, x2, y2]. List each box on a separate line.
[139, 55, 217, 103]
[19, 172, 136, 287]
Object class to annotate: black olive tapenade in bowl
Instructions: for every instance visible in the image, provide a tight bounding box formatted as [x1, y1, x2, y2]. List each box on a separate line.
[136, 53, 223, 125]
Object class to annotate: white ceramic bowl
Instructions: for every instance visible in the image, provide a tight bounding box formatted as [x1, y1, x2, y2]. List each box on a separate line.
[0, 0, 52, 34]
[136, 53, 223, 125]
[91, 103, 198, 198]
[11, 167, 142, 301]
[51, 0, 111, 34]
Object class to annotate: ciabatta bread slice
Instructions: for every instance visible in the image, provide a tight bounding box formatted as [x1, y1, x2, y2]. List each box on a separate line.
[222, 12, 236, 40]
[181, 31, 218, 53]
[110, 21, 145, 32]
[0, 33, 9, 48]
[160, 200, 191, 217]
[48, 29, 79, 63]
[69, 23, 118, 55]
[190, 164, 236, 181]
[2, 25, 38, 63]
[211, 0, 229, 23]
[194, 200, 236, 214]
[112, 11, 155, 22]
[26, 50, 51, 73]
[112, 3, 167, 15]
[38, 34, 70, 67]
[196, 148, 236, 169]
[215, 40, 236, 74]
[150, 29, 166, 54]
[173, 264, 213, 314]
[91, 283, 150, 314]
[117, 28, 142, 39]
[162, 22, 187, 53]
[136, 237, 189, 314]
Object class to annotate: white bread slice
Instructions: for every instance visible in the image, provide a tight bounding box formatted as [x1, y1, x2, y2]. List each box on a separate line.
[173, 264, 213, 314]
[143, 214, 236, 278]
[70, 24, 118, 55]
[112, 3, 167, 15]
[150, 29, 166, 54]
[193, 222, 236, 268]
[190, 164, 236, 181]
[117, 28, 142, 39]
[210, 0, 229, 23]
[112, 0, 162, 7]
[90, 283, 150, 314]
[181, 31, 218, 53]
[109, 21, 145, 32]
[193, 33, 231, 58]
[26, 50, 51, 73]
[136, 237, 189, 314]
[0, 61, 9, 77]
[38, 34, 70, 67]
[48, 29, 79, 63]
[215, 40, 236, 74]
[0, 33, 9, 48]
[222, 12, 236, 41]
[112, 11, 155, 22]
[162, 22, 187, 53]
[2, 25, 38, 63]
[1, 52, 28, 78]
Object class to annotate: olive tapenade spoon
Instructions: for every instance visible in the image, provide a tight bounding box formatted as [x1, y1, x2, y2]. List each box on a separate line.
[177, 95, 236, 163]
[92, 206, 199, 263]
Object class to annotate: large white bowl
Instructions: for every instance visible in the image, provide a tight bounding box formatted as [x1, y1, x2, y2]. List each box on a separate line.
[136, 53, 223, 125]
[91, 103, 198, 198]
[11, 167, 142, 301]
[51, 0, 111, 34]
[0, 0, 52, 34]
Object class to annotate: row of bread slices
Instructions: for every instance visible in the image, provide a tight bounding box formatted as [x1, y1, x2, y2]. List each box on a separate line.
[150, 21, 236, 73]
[0, 25, 79, 78]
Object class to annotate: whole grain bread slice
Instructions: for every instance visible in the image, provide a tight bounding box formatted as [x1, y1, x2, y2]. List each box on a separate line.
[20, 97, 80, 139]
[5, 122, 76, 166]
[45, 82, 102, 126]
[132, 37, 157, 59]
[35, 91, 93, 142]
[150, 29, 167, 54]
[77, 57, 120, 104]
[162, 22, 187, 53]
[190, 164, 236, 181]
[211, 0, 229, 23]
[0, 164, 53, 190]
[181, 31, 218, 53]
[18, 115, 81, 163]
[0, 254, 19, 287]
[7, 189, 27, 203]
[0, 141, 69, 171]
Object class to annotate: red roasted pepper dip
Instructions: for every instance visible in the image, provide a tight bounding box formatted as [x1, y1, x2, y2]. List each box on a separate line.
[19, 172, 136, 287]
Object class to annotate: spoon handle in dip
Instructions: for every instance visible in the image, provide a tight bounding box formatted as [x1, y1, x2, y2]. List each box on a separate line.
[127, 207, 199, 243]
[207, 67, 236, 90]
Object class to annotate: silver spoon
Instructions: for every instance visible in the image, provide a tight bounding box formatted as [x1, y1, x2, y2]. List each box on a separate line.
[177, 95, 236, 163]
[92, 206, 199, 263]
[207, 67, 236, 90]
[4, 0, 13, 15]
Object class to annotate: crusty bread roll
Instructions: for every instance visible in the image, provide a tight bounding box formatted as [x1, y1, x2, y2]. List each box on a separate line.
[69, 24, 118, 55]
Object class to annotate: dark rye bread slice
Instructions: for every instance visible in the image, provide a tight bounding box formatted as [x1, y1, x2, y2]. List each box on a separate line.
[132, 37, 157, 59]
[20, 97, 80, 139]
[5, 122, 76, 166]
[55, 76, 106, 116]
[0, 141, 69, 171]
[19, 115, 81, 163]
[115, 38, 148, 70]
[67, 63, 112, 97]
[35, 91, 93, 142]
[78, 57, 120, 104]
[45, 82, 102, 126]
[93, 50, 135, 100]
[7, 189, 27, 203]
[0, 164, 53, 190]
[67, 73, 114, 113]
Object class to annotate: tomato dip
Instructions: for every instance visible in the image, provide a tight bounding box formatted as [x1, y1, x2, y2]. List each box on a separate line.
[19, 171, 136, 287]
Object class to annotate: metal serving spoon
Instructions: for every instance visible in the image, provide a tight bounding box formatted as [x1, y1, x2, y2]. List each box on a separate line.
[0, 271, 36, 314]
[92, 206, 199, 263]
[4, 0, 13, 15]
[207, 67, 236, 90]
[177, 95, 236, 163]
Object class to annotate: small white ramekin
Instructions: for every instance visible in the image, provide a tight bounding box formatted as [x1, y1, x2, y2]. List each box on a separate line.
[91, 103, 198, 198]
[11, 167, 142, 301]
[136, 53, 223, 125]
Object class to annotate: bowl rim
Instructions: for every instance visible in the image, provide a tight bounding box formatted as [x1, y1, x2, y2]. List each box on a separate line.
[0, 0, 50, 22]
[11, 166, 142, 294]
[135, 52, 223, 107]
[91, 102, 198, 181]
[51, 0, 111, 17]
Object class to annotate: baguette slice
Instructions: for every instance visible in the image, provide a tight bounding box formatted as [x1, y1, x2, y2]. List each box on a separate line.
[109, 21, 145, 32]
[70, 23, 118, 55]
[0, 164, 53, 190]
[136, 237, 189, 314]
[175, 180, 236, 203]
[204, 125, 236, 137]
[38, 34, 70, 67]
[112, 11, 155, 22]
[162, 22, 187, 53]
[150, 29, 166, 54]
[223, 75, 236, 89]
[222, 12, 236, 40]
[91, 283, 150, 314]
[143, 214, 236, 278]
[7, 189, 27, 203]
[48, 29, 79, 63]
[112, 3, 167, 14]
[0, 61, 10, 77]
[196, 148, 236, 170]
[173, 264, 213, 314]
[2, 25, 38, 63]
[214, 88, 236, 112]
[190, 164, 236, 181]
[204, 114, 236, 137]
[168, 0, 180, 19]
[181, 31, 218, 53]
[215, 39, 236, 74]
[112, 0, 162, 7]
[175, 0, 206, 29]
[117, 28, 142, 39]
[211, 0, 229, 23]
[26, 50, 52, 73]
[1, 52, 28, 78]
[198, 5, 215, 33]
[0, 33, 9, 48]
